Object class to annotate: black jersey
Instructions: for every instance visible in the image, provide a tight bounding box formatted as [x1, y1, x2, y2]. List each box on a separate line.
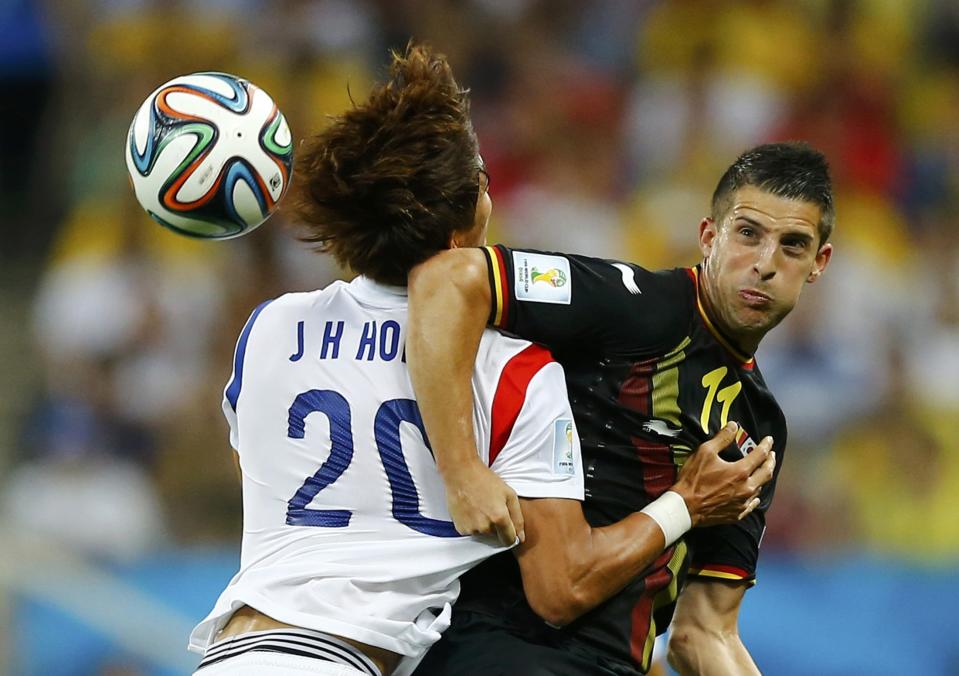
[456, 245, 788, 674]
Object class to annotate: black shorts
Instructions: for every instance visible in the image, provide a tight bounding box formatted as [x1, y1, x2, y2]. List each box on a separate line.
[413, 610, 617, 676]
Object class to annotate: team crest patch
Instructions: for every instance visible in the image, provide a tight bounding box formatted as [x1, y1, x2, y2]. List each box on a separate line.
[513, 252, 572, 304]
[553, 419, 576, 475]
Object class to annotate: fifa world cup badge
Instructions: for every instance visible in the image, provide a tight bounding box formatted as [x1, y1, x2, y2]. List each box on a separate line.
[513, 252, 572, 305]
[553, 419, 576, 475]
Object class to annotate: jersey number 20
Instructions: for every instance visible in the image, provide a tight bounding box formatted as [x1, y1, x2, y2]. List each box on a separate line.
[285, 389, 460, 538]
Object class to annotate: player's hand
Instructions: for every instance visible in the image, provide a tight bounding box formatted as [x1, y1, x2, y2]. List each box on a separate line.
[671, 422, 776, 528]
[443, 459, 525, 546]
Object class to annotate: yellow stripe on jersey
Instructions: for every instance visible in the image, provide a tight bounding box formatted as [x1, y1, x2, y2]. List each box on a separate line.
[485, 245, 506, 327]
[640, 541, 688, 670]
[652, 336, 690, 429]
[687, 565, 757, 586]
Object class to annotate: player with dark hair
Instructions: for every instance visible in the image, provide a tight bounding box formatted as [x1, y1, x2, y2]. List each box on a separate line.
[187, 45, 775, 676]
[407, 142, 834, 674]
[293, 47, 492, 286]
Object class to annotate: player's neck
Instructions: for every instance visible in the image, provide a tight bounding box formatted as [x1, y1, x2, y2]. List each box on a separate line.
[698, 268, 764, 356]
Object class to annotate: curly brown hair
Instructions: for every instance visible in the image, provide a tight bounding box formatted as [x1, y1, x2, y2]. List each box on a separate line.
[292, 43, 483, 286]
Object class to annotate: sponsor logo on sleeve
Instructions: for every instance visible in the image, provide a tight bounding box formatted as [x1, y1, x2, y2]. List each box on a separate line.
[513, 252, 572, 305]
[553, 419, 576, 475]
[611, 263, 642, 294]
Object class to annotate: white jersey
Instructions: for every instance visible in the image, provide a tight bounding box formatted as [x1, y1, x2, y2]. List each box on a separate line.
[189, 276, 583, 667]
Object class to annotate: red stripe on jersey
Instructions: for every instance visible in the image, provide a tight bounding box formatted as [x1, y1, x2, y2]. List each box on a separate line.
[618, 357, 658, 416]
[618, 357, 677, 496]
[629, 546, 675, 664]
[688, 563, 752, 579]
[631, 437, 678, 498]
[488, 344, 554, 467]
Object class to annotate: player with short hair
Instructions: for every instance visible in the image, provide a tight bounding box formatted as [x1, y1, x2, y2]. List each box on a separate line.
[188, 45, 775, 676]
[407, 142, 834, 674]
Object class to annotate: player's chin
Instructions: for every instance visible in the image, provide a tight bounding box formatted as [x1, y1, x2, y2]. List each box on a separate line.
[736, 306, 784, 333]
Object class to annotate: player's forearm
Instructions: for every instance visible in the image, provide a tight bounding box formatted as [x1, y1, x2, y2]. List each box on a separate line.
[667, 628, 760, 676]
[518, 504, 668, 626]
[566, 512, 668, 616]
[407, 249, 491, 475]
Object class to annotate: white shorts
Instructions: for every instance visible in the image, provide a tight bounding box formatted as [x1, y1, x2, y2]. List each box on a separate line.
[193, 651, 370, 675]
[193, 628, 381, 676]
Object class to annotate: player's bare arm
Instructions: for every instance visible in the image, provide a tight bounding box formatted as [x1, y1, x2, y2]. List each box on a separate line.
[515, 423, 775, 627]
[407, 247, 780, 623]
[667, 579, 760, 676]
[407, 248, 525, 546]
[414, 144, 834, 676]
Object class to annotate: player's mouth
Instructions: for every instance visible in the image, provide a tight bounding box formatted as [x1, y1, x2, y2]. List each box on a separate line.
[739, 288, 772, 308]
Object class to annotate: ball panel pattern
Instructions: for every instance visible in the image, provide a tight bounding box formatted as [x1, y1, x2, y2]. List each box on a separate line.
[125, 72, 293, 239]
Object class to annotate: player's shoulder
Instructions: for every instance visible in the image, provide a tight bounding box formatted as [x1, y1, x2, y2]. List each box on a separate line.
[478, 329, 548, 364]
[232, 283, 351, 346]
[560, 253, 696, 333]
[273, 281, 351, 310]
[610, 263, 697, 351]
[476, 329, 558, 388]
[495, 244, 693, 300]
[590, 258, 695, 299]
[252, 282, 351, 318]
[648, 264, 699, 303]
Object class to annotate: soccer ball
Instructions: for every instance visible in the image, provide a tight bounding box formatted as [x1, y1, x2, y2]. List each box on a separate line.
[125, 72, 294, 239]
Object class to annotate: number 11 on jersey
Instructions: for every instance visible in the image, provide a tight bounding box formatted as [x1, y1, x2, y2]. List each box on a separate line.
[699, 367, 742, 432]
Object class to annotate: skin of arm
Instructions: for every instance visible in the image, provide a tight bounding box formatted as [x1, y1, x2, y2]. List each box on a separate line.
[667, 579, 760, 676]
[407, 248, 673, 621]
[514, 497, 666, 627]
[407, 248, 525, 545]
[514, 424, 774, 628]
[408, 249, 777, 615]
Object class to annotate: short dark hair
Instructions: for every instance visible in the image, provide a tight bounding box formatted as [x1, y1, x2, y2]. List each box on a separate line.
[292, 43, 482, 286]
[711, 142, 835, 244]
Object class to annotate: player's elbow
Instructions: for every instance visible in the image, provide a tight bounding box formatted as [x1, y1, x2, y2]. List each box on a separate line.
[524, 580, 592, 628]
[526, 591, 580, 628]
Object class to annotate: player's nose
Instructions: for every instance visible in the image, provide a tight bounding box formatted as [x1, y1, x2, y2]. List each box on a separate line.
[752, 241, 777, 280]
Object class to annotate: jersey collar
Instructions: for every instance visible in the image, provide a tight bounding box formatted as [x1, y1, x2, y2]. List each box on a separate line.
[348, 275, 409, 307]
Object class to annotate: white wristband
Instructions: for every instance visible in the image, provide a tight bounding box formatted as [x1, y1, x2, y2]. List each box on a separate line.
[640, 490, 692, 547]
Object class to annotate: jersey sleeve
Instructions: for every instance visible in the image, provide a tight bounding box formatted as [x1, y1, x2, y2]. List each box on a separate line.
[486, 346, 585, 501]
[482, 244, 692, 358]
[683, 512, 765, 586]
[221, 299, 274, 451]
[683, 441, 785, 585]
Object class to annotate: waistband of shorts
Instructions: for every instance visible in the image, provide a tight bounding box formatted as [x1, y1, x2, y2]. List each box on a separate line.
[197, 627, 382, 676]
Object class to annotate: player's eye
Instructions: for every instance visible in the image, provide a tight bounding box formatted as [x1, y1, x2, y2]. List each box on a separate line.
[782, 238, 808, 255]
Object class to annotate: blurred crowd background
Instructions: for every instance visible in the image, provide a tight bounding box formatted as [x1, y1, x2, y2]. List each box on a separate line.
[1, 0, 958, 674]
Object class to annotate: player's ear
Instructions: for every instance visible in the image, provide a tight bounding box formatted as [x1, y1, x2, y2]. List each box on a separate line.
[699, 218, 717, 258]
[807, 242, 833, 284]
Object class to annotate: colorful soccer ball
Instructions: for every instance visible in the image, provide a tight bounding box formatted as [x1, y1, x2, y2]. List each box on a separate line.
[125, 72, 293, 239]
